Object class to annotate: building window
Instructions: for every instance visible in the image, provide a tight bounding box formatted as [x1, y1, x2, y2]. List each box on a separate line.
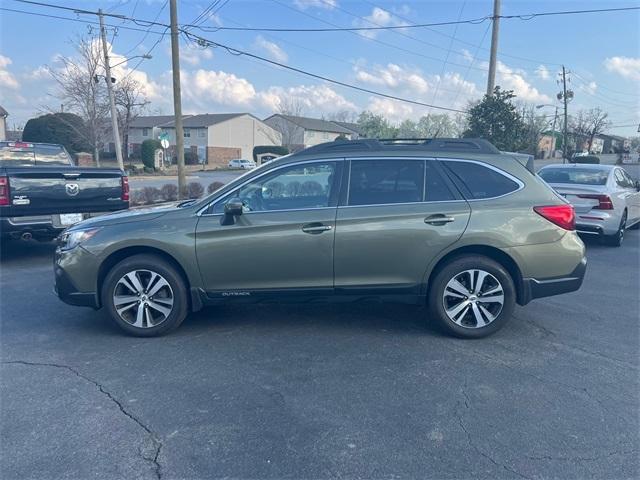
[184, 129, 191, 138]
[198, 129, 206, 138]
[142, 128, 149, 137]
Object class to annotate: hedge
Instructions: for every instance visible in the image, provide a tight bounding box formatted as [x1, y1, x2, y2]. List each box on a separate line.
[141, 139, 162, 169]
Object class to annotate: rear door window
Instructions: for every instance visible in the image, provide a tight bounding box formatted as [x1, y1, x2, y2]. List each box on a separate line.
[425, 161, 456, 201]
[348, 160, 425, 206]
[442, 161, 520, 199]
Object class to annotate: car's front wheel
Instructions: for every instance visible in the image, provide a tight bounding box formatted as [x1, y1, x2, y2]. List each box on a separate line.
[102, 254, 189, 336]
[428, 256, 516, 338]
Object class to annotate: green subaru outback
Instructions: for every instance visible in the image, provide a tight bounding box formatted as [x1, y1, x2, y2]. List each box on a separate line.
[54, 139, 586, 338]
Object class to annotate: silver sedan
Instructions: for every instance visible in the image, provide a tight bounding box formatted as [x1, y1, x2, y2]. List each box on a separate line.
[538, 164, 640, 246]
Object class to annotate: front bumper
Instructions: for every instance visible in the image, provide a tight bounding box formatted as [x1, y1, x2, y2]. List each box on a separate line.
[520, 256, 587, 305]
[54, 246, 100, 309]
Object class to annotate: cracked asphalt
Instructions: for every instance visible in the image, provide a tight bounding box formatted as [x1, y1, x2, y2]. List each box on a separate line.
[1, 231, 639, 480]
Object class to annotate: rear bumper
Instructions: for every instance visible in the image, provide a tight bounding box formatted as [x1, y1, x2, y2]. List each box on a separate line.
[0, 216, 64, 239]
[575, 211, 620, 236]
[520, 256, 587, 305]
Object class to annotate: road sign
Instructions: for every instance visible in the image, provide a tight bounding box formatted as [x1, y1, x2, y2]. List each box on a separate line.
[160, 138, 170, 149]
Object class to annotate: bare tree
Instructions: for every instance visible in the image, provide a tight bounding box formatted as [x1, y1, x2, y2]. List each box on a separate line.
[48, 35, 110, 165]
[520, 105, 549, 155]
[569, 108, 611, 153]
[327, 110, 358, 123]
[115, 76, 149, 161]
[275, 97, 305, 149]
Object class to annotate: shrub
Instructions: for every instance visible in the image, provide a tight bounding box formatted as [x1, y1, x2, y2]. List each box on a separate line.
[184, 150, 200, 165]
[187, 182, 204, 199]
[141, 139, 162, 169]
[207, 181, 225, 194]
[130, 190, 146, 206]
[160, 183, 178, 201]
[22, 112, 91, 153]
[140, 186, 160, 204]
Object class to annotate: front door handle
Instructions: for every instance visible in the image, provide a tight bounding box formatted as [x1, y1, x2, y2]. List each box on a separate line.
[302, 223, 333, 234]
[424, 214, 455, 226]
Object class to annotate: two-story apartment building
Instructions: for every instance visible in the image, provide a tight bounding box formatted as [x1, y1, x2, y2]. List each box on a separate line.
[127, 115, 187, 158]
[158, 113, 281, 166]
[263, 114, 354, 151]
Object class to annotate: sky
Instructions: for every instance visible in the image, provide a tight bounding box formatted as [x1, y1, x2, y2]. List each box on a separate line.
[1, 0, 639, 137]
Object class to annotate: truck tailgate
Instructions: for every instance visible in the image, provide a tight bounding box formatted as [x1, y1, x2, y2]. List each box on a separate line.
[4, 168, 128, 216]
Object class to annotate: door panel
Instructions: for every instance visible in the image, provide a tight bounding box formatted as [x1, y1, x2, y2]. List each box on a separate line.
[334, 202, 470, 291]
[195, 209, 337, 292]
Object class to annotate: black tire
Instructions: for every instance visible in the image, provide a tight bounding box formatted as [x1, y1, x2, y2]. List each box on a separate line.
[604, 211, 626, 247]
[428, 255, 516, 339]
[102, 254, 189, 337]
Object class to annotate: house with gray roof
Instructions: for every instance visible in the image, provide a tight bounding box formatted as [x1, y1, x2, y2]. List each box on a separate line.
[158, 113, 281, 166]
[264, 114, 355, 151]
[330, 121, 365, 139]
[126, 115, 191, 157]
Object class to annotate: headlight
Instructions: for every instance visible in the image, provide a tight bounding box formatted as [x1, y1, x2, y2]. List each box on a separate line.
[59, 227, 101, 250]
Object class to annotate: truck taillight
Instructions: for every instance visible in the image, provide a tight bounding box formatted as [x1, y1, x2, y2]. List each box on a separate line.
[0, 176, 9, 206]
[121, 176, 130, 202]
[576, 194, 614, 210]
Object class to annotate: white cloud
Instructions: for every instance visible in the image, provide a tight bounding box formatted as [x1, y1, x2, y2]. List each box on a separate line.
[255, 36, 288, 63]
[181, 69, 257, 108]
[24, 65, 50, 81]
[604, 56, 640, 81]
[493, 61, 551, 103]
[0, 54, 19, 89]
[258, 84, 357, 114]
[535, 65, 550, 80]
[460, 49, 474, 63]
[355, 63, 429, 94]
[165, 41, 213, 66]
[366, 97, 414, 123]
[356, 7, 407, 39]
[579, 81, 598, 95]
[294, 0, 337, 9]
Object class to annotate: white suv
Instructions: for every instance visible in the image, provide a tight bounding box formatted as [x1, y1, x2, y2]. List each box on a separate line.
[228, 159, 256, 170]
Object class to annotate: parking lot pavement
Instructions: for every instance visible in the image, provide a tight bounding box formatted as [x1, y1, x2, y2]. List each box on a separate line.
[1, 233, 638, 479]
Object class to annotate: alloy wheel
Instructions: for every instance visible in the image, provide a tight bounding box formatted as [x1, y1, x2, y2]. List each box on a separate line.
[443, 269, 504, 328]
[113, 269, 174, 328]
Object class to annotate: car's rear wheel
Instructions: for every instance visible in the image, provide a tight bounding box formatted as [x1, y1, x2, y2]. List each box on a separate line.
[428, 256, 516, 338]
[102, 254, 189, 337]
[604, 211, 626, 247]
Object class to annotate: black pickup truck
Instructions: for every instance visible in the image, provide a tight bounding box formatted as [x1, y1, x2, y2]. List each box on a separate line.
[0, 141, 129, 241]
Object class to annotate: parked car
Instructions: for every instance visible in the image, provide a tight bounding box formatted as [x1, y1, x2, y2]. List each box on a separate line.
[0, 142, 129, 242]
[228, 159, 256, 170]
[539, 163, 640, 246]
[55, 138, 586, 338]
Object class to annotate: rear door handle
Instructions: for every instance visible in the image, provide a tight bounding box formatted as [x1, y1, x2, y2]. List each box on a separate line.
[302, 223, 333, 234]
[424, 214, 455, 225]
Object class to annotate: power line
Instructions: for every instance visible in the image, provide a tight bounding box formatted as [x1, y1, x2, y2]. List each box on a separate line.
[181, 30, 467, 113]
[122, 0, 167, 56]
[14, 0, 640, 32]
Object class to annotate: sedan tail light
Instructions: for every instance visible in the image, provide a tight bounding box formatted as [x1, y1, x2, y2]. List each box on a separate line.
[121, 176, 130, 202]
[576, 194, 613, 210]
[534, 204, 576, 231]
[0, 176, 9, 206]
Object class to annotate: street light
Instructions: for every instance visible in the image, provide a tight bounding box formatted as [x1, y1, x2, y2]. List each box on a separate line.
[110, 54, 152, 69]
[536, 105, 559, 159]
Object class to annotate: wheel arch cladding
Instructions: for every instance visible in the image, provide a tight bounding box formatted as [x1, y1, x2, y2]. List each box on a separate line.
[426, 245, 525, 305]
[97, 246, 192, 309]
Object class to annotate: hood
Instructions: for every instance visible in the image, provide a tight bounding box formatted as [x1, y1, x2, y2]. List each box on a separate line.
[69, 201, 184, 230]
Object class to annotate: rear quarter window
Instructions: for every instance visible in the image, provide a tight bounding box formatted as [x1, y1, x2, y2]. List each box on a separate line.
[443, 161, 520, 199]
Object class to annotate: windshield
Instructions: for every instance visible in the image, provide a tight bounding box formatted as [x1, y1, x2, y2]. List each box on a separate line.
[0, 142, 72, 167]
[539, 168, 609, 186]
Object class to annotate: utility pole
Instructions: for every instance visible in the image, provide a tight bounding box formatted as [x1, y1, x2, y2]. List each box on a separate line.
[99, 10, 124, 171]
[561, 66, 569, 164]
[550, 106, 558, 158]
[486, 0, 501, 96]
[169, 0, 187, 199]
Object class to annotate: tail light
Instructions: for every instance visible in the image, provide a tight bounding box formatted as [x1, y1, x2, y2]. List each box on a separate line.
[121, 176, 130, 202]
[0, 176, 9, 206]
[576, 194, 613, 210]
[534, 204, 575, 231]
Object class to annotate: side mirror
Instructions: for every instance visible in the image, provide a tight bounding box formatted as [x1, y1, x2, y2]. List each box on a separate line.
[221, 198, 243, 225]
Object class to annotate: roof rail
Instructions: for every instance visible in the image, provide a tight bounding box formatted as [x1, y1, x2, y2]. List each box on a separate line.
[293, 138, 500, 156]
